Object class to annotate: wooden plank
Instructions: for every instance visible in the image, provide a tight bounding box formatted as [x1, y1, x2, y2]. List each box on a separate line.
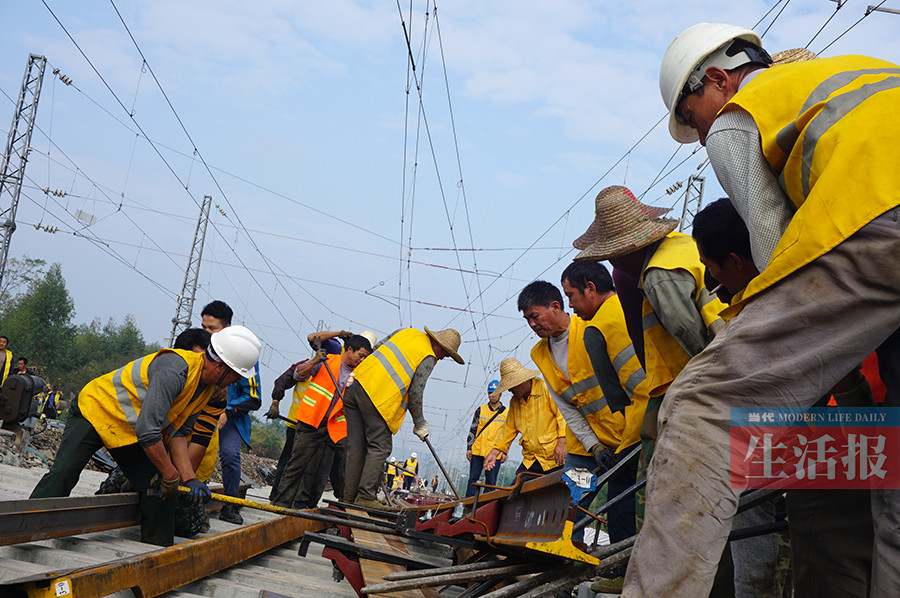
[347, 509, 441, 598]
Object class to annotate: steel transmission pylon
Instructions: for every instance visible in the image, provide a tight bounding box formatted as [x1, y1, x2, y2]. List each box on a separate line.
[0, 54, 47, 290]
[678, 175, 705, 233]
[168, 194, 212, 347]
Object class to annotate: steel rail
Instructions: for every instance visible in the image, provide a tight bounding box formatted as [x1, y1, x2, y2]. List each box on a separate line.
[0, 494, 140, 546]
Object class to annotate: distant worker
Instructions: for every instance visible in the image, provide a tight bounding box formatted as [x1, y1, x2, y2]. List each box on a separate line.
[342, 326, 464, 509]
[403, 452, 419, 490]
[30, 326, 260, 546]
[484, 358, 567, 476]
[271, 332, 373, 509]
[431, 475, 438, 493]
[0, 335, 11, 384]
[384, 456, 397, 489]
[202, 300, 262, 525]
[15, 357, 35, 376]
[465, 379, 507, 497]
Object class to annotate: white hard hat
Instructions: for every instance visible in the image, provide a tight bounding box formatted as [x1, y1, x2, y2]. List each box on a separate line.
[389, 456, 395, 462]
[210, 325, 261, 378]
[411, 452, 417, 459]
[660, 23, 763, 143]
[360, 330, 377, 349]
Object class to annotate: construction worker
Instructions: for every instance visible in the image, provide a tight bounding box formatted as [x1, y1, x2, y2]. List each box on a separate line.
[265, 330, 345, 501]
[483, 358, 567, 476]
[201, 301, 262, 525]
[30, 326, 260, 546]
[431, 475, 438, 493]
[402, 452, 418, 490]
[0, 336, 12, 384]
[559, 260, 650, 553]
[15, 357, 35, 376]
[271, 333, 373, 509]
[464, 379, 507, 497]
[619, 24, 900, 597]
[693, 198, 877, 597]
[342, 326, 464, 509]
[384, 456, 397, 488]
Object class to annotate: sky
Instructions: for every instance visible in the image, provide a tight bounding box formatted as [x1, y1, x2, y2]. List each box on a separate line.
[2, 0, 898, 476]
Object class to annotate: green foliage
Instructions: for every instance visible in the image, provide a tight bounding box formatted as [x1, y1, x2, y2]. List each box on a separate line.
[0, 258, 158, 397]
[249, 416, 286, 459]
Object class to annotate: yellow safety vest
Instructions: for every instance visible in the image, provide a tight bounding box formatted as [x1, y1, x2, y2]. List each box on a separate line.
[586, 295, 650, 452]
[404, 458, 417, 478]
[532, 316, 625, 457]
[641, 233, 725, 397]
[470, 403, 508, 457]
[355, 328, 435, 433]
[78, 349, 214, 449]
[0, 349, 11, 384]
[719, 55, 900, 313]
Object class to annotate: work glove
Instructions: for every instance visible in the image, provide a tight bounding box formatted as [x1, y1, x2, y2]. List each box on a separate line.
[312, 349, 327, 364]
[338, 330, 353, 339]
[265, 402, 280, 419]
[590, 444, 616, 472]
[148, 473, 181, 499]
[413, 421, 430, 441]
[183, 478, 212, 504]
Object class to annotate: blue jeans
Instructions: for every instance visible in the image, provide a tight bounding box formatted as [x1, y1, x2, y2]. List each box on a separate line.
[565, 448, 638, 544]
[219, 418, 242, 497]
[465, 455, 500, 497]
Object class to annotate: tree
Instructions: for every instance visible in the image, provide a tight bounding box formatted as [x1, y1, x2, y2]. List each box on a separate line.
[0, 256, 48, 312]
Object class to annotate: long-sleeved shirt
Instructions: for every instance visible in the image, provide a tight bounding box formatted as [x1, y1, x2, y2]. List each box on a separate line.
[134, 352, 208, 447]
[494, 378, 566, 470]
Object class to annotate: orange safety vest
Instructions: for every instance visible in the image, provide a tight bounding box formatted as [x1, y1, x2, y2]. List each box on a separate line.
[297, 353, 347, 442]
[640, 233, 725, 396]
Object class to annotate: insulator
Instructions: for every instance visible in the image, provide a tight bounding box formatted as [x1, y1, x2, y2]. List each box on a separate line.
[665, 181, 684, 195]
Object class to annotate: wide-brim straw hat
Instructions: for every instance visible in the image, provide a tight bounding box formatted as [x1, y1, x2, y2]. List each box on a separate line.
[424, 326, 464, 364]
[490, 357, 540, 398]
[573, 185, 679, 262]
[771, 48, 818, 65]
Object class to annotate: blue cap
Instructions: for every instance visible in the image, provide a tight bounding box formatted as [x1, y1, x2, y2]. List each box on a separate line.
[487, 379, 499, 394]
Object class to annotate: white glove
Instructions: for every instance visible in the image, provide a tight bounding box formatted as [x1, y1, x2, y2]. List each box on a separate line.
[413, 421, 429, 441]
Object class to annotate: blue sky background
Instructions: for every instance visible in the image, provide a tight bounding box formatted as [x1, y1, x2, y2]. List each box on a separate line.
[2, 0, 898, 474]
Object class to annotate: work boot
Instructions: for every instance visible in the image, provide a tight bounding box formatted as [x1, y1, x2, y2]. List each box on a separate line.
[219, 503, 243, 524]
[354, 497, 386, 510]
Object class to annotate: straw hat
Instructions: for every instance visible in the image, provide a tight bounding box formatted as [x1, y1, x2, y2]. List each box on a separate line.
[771, 48, 818, 65]
[490, 358, 540, 398]
[424, 326, 464, 364]
[573, 185, 679, 262]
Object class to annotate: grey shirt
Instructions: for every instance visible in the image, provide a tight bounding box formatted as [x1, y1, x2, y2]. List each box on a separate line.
[134, 352, 208, 447]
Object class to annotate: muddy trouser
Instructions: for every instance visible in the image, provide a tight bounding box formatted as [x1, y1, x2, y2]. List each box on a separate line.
[624, 209, 900, 598]
[731, 500, 781, 597]
[342, 381, 392, 502]
[271, 421, 325, 507]
[299, 436, 347, 508]
[269, 425, 296, 501]
[30, 396, 177, 546]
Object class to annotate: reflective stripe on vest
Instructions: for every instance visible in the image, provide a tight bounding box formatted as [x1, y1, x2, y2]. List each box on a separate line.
[719, 56, 900, 311]
[297, 354, 347, 442]
[470, 402, 508, 457]
[531, 315, 624, 455]
[641, 233, 725, 396]
[355, 328, 435, 434]
[77, 349, 212, 449]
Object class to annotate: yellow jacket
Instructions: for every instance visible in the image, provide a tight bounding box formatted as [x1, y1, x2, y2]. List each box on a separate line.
[78, 349, 214, 449]
[494, 378, 566, 471]
[355, 328, 435, 433]
[720, 55, 900, 313]
[532, 316, 625, 456]
[0, 349, 11, 384]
